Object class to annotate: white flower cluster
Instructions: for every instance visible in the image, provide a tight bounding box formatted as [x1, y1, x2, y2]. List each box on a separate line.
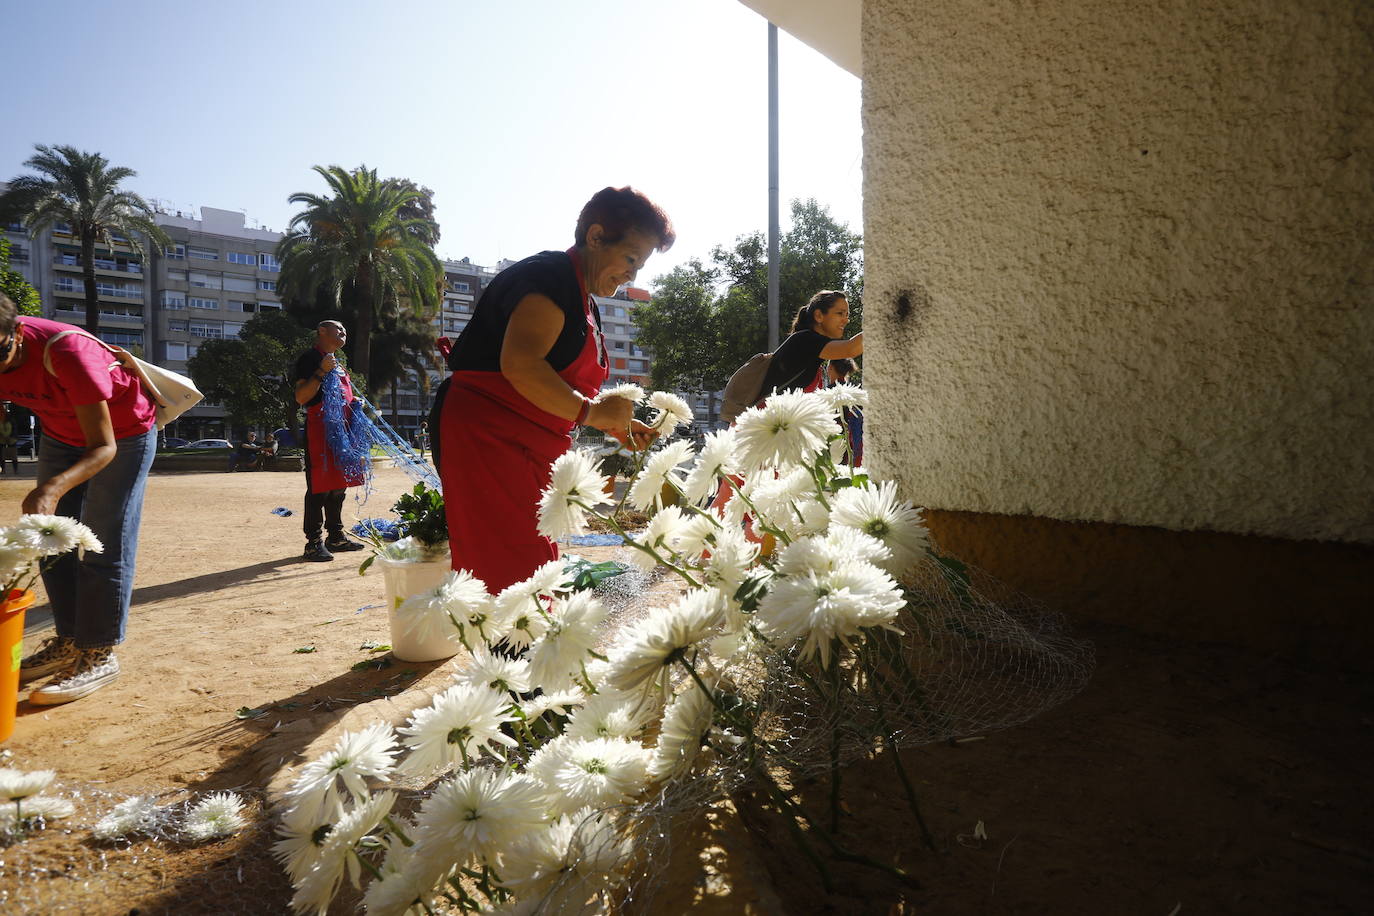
[278, 385, 933, 915]
[0, 515, 103, 596]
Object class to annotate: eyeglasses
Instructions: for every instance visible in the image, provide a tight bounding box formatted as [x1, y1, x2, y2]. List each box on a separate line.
[0, 335, 14, 361]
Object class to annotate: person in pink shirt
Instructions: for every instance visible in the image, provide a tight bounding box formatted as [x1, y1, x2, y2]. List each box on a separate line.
[0, 292, 158, 705]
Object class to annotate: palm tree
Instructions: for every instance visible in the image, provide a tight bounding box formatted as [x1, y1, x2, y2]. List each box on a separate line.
[0, 144, 169, 334]
[276, 165, 442, 385]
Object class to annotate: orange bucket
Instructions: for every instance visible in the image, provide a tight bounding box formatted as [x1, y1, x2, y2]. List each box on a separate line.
[0, 588, 36, 743]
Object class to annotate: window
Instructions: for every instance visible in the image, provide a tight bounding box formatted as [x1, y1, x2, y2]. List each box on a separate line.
[613, 340, 625, 350]
[227, 251, 255, 265]
[451, 281, 470, 293]
[167, 268, 187, 282]
[223, 274, 256, 292]
[258, 253, 280, 272]
[161, 291, 186, 309]
[98, 330, 142, 348]
[189, 320, 223, 339]
[257, 301, 282, 311]
[165, 244, 185, 260]
[188, 297, 219, 310]
[187, 344, 199, 359]
[188, 272, 221, 290]
[165, 342, 188, 361]
[224, 322, 244, 339]
[95, 280, 142, 299]
[227, 300, 255, 312]
[168, 319, 188, 332]
[187, 246, 218, 260]
[55, 276, 76, 292]
[257, 279, 277, 291]
[7, 244, 27, 263]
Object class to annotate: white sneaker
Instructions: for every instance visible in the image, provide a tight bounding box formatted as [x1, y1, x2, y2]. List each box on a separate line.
[29, 648, 120, 705]
[19, 635, 79, 684]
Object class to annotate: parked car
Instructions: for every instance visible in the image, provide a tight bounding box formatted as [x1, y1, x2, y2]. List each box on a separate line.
[161, 436, 189, 449]
[186, 438, 232, 450]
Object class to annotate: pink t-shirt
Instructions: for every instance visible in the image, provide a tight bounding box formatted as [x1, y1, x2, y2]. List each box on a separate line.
[0, 318, 157, 446]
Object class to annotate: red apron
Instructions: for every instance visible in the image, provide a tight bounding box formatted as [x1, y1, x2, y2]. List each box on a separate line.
[438, 250, 608, 593]
[305, 365, 362, 494]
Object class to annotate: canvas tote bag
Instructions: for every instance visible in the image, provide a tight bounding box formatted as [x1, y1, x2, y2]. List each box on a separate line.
[42, 328, 203, 429]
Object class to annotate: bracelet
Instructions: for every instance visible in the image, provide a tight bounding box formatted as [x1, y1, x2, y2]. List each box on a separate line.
[574, 397, 591, 426]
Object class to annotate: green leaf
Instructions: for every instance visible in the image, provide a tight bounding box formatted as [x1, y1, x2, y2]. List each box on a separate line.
[359, 641, 391, 653]
[293, 645, 317, 654]
[235, 706, 266, 719]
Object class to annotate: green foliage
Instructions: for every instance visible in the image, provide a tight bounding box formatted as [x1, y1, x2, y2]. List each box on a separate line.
[392, 482, 448, 549]
[277, 165, 443, 385]
[0, 144, 170, 333]
[638, 199, 863, 396]
[187, 310, 314, 430]
[0, 239, 40, 316]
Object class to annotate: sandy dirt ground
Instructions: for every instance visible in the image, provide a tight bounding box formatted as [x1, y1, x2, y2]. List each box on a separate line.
[0, 462, 1369, 914]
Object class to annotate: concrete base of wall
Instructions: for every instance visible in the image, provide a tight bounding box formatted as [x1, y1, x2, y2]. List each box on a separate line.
[924, 509, 1374, 670]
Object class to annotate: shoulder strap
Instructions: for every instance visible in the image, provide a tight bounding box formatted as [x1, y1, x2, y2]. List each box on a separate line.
[43, 329, 117, 377]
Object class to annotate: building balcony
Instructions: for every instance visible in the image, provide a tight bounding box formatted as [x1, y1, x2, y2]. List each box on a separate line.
[53, 305, 145, 326]
[53, 255, 143, 276]
[53, 287, 145, 306]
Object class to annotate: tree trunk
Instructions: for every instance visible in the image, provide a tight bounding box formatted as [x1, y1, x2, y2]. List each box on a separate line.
[81, 230, 99, 334]
[353, 261, 373, 385]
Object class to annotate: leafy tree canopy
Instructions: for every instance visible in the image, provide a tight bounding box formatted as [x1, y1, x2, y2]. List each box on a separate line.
[637, 198, 862, 395]
[186, 311, 315, 431]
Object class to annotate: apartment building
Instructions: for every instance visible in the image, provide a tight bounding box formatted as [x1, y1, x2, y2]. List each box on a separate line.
[149, 206, 285, 440]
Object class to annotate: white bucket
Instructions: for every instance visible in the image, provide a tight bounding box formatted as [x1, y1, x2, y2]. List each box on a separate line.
[376, 552, 458, 662]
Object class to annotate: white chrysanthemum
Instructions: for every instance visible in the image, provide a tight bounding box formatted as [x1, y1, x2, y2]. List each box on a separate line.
[0, 542, 36, 583]
[0, 793, 75, 830]
[395, 571, 485, 651]
[413, 768, 546, 863]
[755, 558, 905, 667]
[455, 647, 531, 694]
[289, 791, 395, 916]
[93, 795, 161, 840]
[819, 382, 868, 413]
[732, 389, 838, 471]
[520, 688, 585, 722]
[790, 497, 831, 538]
[15, 515, 89, 556]
[273, 803, 331, 883]
[665, 511, 720, 562]
[774, 528, 892, 582]
[361, 826, 433, 916]
[595, 383, 645, 405]
[491, 561, 564, 653]
[501, 807, 630, 896]
[527, 591, 607, 690]
[537, 449, 609, 538]
[829, 480, 930, 577]
[398, 683, 518, 775]
[649, 683, 715, 782]
[565, 692, 650, 740]
[0, 768, 55, 801]
[527, 737, 651, 816]
[182, 791, 247, 842]
[430, 570, 501, 644]
[702, 526, 761, 596]
[605, 589, 725, 694]
[646, 390, 694, 432]
[626, 439, 693, 511]
[681, 429, 738, 505]
[749, 468, 820, 536]
[284, 723, 398, 824]
[627, 505, 692, 572]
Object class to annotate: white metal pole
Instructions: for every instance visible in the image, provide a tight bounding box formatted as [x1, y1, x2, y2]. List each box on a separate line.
[768, 22, 781, 351]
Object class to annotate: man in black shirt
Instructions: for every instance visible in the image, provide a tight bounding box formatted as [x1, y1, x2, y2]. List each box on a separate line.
[293, 320, 365, 561]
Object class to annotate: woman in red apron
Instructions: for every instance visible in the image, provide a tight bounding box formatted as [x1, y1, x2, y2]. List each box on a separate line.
[437, 187, 674, 594]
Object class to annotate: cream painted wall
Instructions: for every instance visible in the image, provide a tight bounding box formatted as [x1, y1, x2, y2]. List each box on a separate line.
[861, 0, 1374, 544]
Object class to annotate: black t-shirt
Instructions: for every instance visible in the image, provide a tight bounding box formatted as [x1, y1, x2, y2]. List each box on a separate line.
[293, 347, 326, 407]
[448, 250, 600, 372]
[758, 330, 829, 399]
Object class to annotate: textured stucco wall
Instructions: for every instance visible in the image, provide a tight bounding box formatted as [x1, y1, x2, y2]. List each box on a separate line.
[861, 0, 1374, 543]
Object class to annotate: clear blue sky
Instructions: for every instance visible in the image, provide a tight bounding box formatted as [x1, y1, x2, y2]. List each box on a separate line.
[3, 0, 862, 286]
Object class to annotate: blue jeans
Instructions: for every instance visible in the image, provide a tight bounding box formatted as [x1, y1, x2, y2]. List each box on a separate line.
[37, 426, 156, 648]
